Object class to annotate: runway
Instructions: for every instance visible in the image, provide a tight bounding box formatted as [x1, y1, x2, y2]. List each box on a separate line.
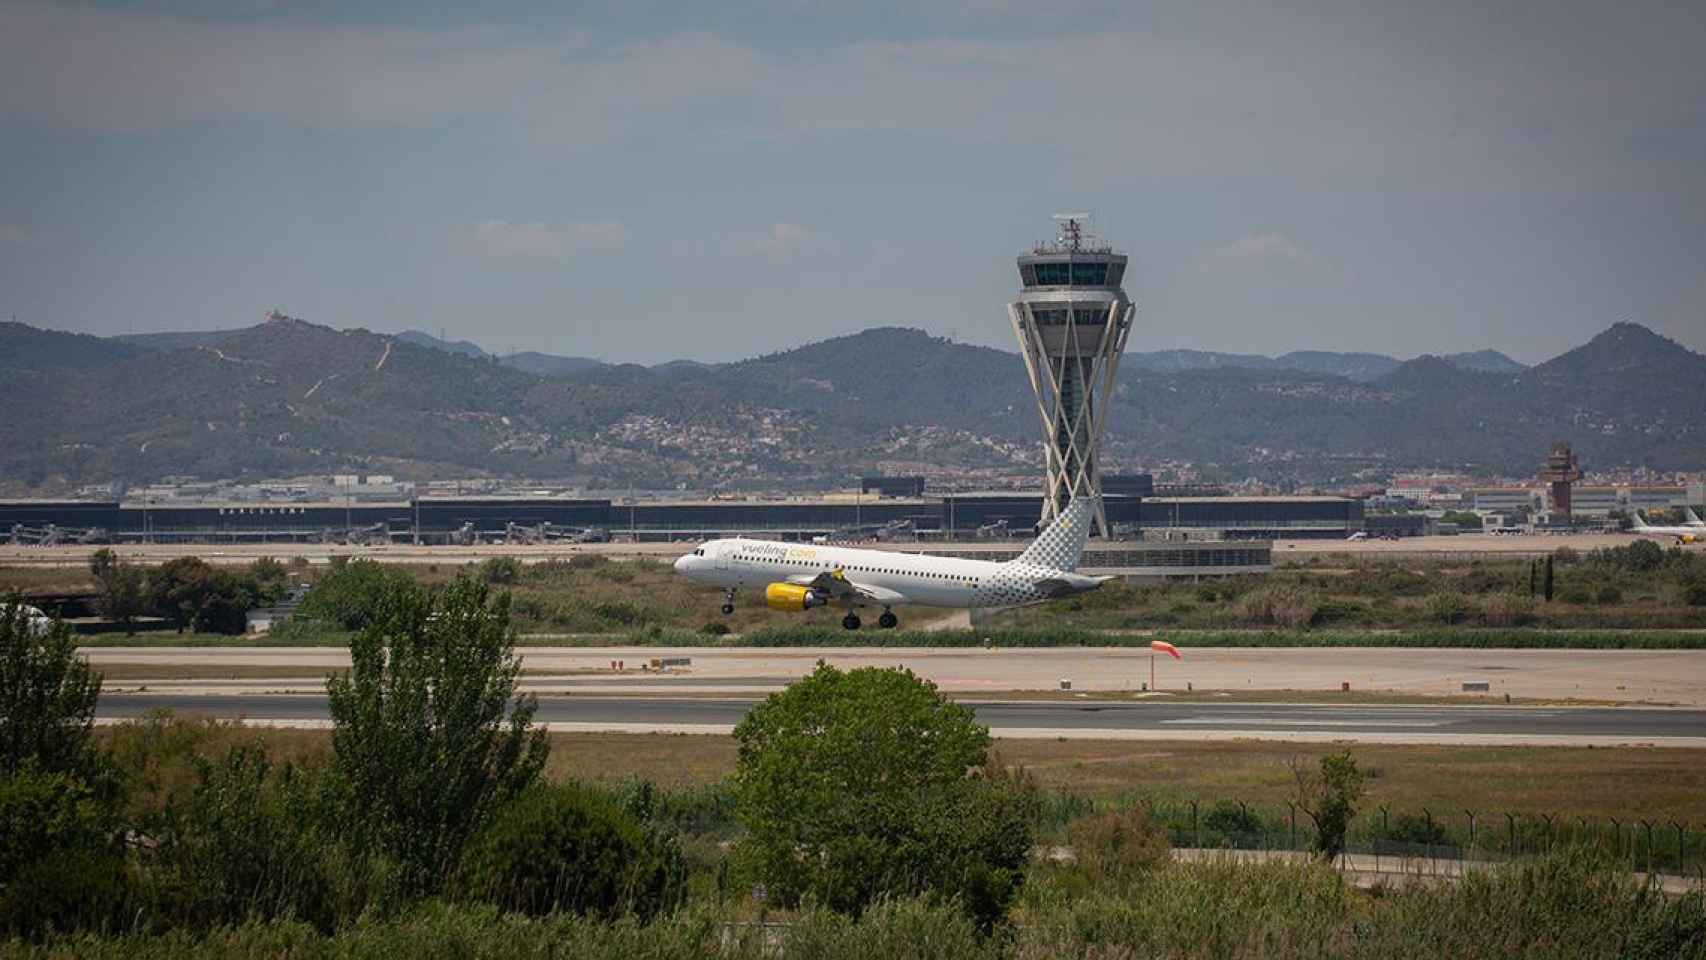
[94, 693, 1706, 746]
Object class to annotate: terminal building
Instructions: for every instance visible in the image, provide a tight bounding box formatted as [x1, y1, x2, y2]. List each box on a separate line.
[3, 490, 1359, 544]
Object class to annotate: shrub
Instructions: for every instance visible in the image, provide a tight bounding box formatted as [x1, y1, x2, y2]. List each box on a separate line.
[1378, 812, 1451, 849]
[1065, 807, 1171, 888]
[1294, 752, 1364, 862]
[1200, 800, 1263, 841]
[1595, 585, 1623, 605]
[1235, 585, 1319, 628]
[458, 783, 686, 921]
[479, 557, 521, 586]
[1687, 580, 1706, 607]
[1422, 591, 1470, 625]
[1, 601, 102, 777]
[699, 621, 731, 636]
[154, 743, 334, 928]
[0, 768, 130, 939]
[1481, 592, 1536, 627]
[730, 664, 1035, 928]
[327, 576, 549, 896]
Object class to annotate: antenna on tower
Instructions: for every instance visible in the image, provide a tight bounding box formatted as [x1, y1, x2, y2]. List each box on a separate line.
[1052, 213, 1092, 252]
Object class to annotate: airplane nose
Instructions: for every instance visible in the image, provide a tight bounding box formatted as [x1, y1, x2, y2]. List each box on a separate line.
[674, 554, 690, 574]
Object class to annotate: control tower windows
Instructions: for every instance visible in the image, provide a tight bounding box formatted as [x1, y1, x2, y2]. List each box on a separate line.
[1024, 261, 1112, 287]
[1032, 262, 1072, 285]
[1069, 262, 1107, 285]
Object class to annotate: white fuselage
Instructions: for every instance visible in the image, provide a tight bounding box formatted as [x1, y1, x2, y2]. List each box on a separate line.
[673, 537, 1091, 609]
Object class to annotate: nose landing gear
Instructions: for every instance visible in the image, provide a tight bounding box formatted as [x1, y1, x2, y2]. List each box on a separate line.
[721, 588, 736, 616]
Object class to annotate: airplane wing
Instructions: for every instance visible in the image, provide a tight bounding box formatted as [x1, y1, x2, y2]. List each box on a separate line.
[785, 569, 909, 605]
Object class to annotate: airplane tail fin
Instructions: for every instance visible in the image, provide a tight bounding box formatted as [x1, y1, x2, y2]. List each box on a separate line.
[1631, 511, 1652, 530]
[1014, 495, 1097, 572]
[1686, 506, 1706, 527]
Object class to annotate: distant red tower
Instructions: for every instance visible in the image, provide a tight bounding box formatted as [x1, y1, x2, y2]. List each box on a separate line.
[1542, 442, 1583, 520]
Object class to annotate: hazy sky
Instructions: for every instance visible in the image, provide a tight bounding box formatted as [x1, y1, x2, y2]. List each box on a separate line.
[3, 1, 1703, 363]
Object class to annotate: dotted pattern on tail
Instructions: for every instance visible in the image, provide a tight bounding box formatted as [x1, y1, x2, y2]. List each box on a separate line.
[1014, 495, 1097, 572]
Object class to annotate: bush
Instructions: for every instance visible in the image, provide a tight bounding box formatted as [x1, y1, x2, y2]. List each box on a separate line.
[458, 783, 685, 921]
[1687, 580, 1706, 607]
[699, 621, 731, 636]
[1422, 591, 1470, 625]
[730, 664, 1035, 928]
[153, 743, 335, 929]
[0, 768, 130, 939]
[327, 576, 549, 896]
[1065, 807, 1171, 888]
[1378, 812, 1452, 849]
[1234, 585, 1319, 628]
[295, 560, 420, 632]
[1481, 592, 1537, 627]
[479, 557, 522, 586]
[1, 601, 102, 777]
[1595, 585, 1623, 605]
[1295, 752, 1364, 861]
[1200, 800, 1264, 841]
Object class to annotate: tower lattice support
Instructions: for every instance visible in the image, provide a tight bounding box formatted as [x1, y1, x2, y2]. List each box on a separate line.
[1010, 299, 1133, 537]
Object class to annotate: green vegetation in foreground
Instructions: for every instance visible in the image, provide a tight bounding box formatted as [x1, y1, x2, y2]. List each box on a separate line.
[11, 581, 1706, 957]
[4, 850, 1705, 959]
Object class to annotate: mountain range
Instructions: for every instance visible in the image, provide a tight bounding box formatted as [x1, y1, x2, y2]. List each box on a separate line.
[1, 317, 1700, 494]
[383, 328, 1527, 383]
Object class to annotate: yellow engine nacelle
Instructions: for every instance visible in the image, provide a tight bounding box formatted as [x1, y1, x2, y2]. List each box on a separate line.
[765, 582, 827, 612]
[1680, 534, 1700, 545]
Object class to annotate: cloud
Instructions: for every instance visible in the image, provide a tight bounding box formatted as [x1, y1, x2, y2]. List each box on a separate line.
[0, 225, 40, 248]
[1211, 233, 1322, 264]
[721, 222, 832, 260]
[3, 2, 1701, 193]
[472, 219, 627, 261]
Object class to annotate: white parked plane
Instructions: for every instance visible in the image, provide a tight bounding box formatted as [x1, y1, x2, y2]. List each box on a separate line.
[673, 495, 1110, 629]
[1631, 511, 1703, 545]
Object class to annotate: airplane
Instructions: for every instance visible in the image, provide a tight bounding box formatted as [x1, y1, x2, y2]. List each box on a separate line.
[1685, 506, 1706, 528]
[1630, 511, 1703, 545]
[672, 494, 1111, 629]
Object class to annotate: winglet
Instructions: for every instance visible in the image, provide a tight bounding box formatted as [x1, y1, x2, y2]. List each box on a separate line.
[1013, 495, 1098, 572]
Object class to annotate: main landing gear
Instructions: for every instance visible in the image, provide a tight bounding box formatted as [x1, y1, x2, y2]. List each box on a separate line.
[721, 588, 736, 616]
[842, 609, 898, 630]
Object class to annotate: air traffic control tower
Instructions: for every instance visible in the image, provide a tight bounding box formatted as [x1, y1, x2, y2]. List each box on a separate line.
[1010, 216, 1134, 537]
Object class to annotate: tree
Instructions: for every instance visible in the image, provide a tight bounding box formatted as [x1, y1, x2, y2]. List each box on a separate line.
[295, 559, 416, 631]
[89, 549, 148, 635]
[1293, 751, 1365, 862]
[146, 558, 260, 635]
[0, 601, 102, 777]
[326, 576, 548, 895]
[730, 663, 1036, 927]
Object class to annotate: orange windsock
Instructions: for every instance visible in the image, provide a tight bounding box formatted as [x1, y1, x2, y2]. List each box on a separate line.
[1150, 639, 1182, 660]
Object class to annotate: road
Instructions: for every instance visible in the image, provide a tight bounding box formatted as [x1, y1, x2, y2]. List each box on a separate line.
[94, 693, 1706, 746]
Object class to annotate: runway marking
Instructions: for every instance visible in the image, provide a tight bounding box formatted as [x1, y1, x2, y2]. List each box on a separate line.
[1161, 718, 1452, 728]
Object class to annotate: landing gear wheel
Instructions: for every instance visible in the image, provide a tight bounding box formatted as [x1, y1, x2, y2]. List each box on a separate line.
[721, 589, 736, 616]
[721, 604, 735, 616]
[841, 613, 862, 631]
[878, 610, 898, 629]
